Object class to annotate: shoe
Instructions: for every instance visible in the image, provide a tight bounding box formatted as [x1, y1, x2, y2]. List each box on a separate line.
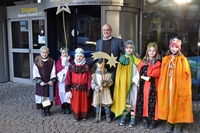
[119, 116, 126, 126]
[46, 107, 51, 116]
[142, 117, 148, 129]
[65, 103, 71, 114]
[65, 108, 71, 114]
[41, 109, 46, 117]
[165, 122, 173, 133]
[61, 104, 66, 114]
[149, 120, 157, 129]
[174, 124, 181, 133]
[129, 116, 136, 127]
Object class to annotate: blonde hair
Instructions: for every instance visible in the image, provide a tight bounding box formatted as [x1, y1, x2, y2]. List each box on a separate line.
[35, 55, 51, 68]
[143, 42, 160, 65]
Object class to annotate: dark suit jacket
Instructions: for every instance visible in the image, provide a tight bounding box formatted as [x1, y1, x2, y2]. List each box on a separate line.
[88, 37, 124, 67]
[96, 37, 124, 60]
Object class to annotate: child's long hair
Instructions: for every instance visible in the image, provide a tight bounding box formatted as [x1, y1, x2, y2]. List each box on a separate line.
[35, 55, 50, 68]
[143, 42, 160, 65]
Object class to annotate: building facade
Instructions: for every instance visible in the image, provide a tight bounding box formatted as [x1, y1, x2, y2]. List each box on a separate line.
[0, 0, 200, 100]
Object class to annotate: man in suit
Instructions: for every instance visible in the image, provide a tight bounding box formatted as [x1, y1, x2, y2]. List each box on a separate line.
[95, 24, 124, 98]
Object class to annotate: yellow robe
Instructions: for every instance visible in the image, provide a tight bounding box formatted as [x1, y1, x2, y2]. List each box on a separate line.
[111, 54, 141, 118]
[157, 54, 193, 123]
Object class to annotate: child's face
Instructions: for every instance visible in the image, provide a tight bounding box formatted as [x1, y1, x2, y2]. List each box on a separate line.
[97, 66, 102, 71]
[75, 55, 84, 63]
[125, 44, 133, 54]
[61, 50, 68, 57]
[148, 47, 157, 58]
[170, 46, 179, 54]
[40, 51, 48, 59]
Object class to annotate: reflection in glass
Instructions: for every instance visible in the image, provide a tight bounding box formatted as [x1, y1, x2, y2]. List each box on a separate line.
[77, 6, 101, 52]
[11, 20, 29, 48]
[33, 53, 40, 61]
[13, 53, 30, 78]
[142, 0, 200, 101]
[32, 19, 45, 49]
[55, 6, 101, 58]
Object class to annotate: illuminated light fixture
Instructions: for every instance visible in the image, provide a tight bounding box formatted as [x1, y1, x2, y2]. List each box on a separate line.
[85, 41, 97, 45]
[174, 0, 192, 3]
[147, 0, 158, 3]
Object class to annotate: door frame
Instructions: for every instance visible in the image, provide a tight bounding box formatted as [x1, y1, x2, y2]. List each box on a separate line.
[7, 17, 46, 84]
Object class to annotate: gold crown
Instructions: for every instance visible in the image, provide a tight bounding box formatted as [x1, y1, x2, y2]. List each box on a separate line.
[40, 46, 49, 53]
[96, 62, 104, 68]
[170, 38, 182, 45]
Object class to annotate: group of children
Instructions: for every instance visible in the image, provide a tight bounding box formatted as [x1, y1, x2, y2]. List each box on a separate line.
[33, 37, 193, 133]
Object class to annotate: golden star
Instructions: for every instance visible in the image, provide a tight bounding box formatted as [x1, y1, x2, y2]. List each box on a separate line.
[51, 0, 72, 14]
[107, 53, 118, 68]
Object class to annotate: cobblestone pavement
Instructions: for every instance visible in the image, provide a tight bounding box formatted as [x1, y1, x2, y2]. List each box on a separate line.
[0, 82, 200, 133]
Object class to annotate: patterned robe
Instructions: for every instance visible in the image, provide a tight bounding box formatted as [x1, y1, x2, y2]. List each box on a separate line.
[157, 54, 193, 123]
[65, 62, 92, 120]
[135, 60, 161, 120]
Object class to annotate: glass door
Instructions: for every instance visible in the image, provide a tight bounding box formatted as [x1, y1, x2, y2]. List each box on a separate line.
[8, 18, 45, 84]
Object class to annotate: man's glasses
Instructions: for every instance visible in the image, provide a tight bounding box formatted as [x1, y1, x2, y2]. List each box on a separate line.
[102, 29, 111, 31]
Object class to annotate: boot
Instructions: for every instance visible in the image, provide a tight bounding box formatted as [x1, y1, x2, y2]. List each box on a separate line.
[41, 108, 46, 117]
[106, 112, 111, 123]
[93, 107, 99, 123]
[104, 107, 111, 123]
[142, 117, 149, 129]
[149, 120, 157, 129]
[61, 103, 66, 114]
[65, 103, 71, 114]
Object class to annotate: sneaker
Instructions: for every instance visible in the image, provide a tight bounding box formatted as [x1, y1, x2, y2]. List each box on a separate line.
[119, 116, 126, 126]
[129, 117, 136, 127]
[149, 120, 157, 129]
[174, 124, 181, 133]
[165, 122, 173, 133]
[142, 117, 148, 129]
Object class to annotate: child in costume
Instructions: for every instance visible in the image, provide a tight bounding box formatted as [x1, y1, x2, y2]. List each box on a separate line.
[65, 48, 92, 121]
[135, 42, 161, 129]
[111, 40, 141, 127]
[157, 38, 193, 133]
[91, 62, 113, 123]
[55, 46, 73, 114]
[33, 46, 56, 117]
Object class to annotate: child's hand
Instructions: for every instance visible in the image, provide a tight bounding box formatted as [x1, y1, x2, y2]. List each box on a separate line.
[101, 80, 110, 88]
[100, 86, 104, 91]
[48, 81, 53, 86]
[40, 82, 45, 86]
[132, 81, 135, 85]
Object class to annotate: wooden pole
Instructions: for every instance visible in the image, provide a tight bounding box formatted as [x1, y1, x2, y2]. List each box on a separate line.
[99, 59, 105, 122]
[62, 10, 68, 48]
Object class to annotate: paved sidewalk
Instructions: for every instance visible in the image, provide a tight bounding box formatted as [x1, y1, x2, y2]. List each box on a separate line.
[0, 82, 199, 133]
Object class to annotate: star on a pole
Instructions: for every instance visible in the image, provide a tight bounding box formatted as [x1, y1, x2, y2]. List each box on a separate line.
[51, 0, 72, 14]
[91, 52, 118, 68]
